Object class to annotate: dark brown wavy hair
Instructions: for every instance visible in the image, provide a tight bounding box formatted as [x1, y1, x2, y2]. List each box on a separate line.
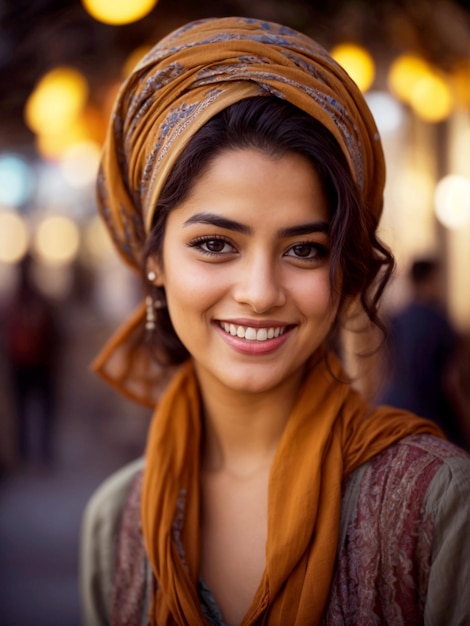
[143, 96, 394, 365]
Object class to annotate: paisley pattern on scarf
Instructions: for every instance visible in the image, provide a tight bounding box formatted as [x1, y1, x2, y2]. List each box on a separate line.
[97, 17, 384, 271]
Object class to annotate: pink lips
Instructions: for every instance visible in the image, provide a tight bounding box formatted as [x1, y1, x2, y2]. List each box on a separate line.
[215, 322, 292, 355]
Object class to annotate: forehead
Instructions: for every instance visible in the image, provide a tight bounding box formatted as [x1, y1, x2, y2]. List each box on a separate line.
[167, 147, 330, 228]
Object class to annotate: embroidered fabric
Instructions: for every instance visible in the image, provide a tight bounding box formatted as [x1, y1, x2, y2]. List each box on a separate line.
[110, 435, 469, 625]
[323, 435, 460, 625]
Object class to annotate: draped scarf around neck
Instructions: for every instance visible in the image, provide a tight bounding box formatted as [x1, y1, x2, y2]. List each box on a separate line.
[141, 352, 443, 625]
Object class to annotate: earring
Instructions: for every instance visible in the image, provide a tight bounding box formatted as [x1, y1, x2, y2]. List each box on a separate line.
[145, 296, 156, 331]
[147, 270, 157, 282]
[145, 291, 167, 330]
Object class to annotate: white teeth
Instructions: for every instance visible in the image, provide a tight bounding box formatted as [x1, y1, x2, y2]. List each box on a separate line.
[256, 328, 268, 341]
[245, 327, 257, 340]
[220, 323, 287, 341]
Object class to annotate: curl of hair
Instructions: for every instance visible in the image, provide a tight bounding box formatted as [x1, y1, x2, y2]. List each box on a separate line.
[143, 96, 394, 365]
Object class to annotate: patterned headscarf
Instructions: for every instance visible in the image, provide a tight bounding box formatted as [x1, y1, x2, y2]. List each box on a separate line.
[93, 16, 385, 406]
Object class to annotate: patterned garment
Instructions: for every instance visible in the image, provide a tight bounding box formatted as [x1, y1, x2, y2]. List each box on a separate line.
[106, 434, 470, 625]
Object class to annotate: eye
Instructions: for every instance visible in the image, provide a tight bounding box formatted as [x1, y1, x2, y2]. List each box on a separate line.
[285, 242, 328, 261]
[187, 236, 237, 257]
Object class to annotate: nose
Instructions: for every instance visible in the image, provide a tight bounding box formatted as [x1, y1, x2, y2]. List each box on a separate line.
[232, 251, 287, 313]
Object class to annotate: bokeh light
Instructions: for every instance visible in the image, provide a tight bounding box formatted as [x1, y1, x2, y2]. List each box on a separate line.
[83, 215, 114, 264]
[388, 54, 453, 122]
[330, 43, 375, 92]
[365, 91, 405, 134]
[434, 174, 470, 229]
[0, 211, 30, 263]
[81, 0, 158, 25]
[388, 54, 430, 104]
[409, 71, 453, 122]
[34, 215, 81, 265]
[34, 105, 105, 161]
[25, 67, 89, 136]
[0, 154, 34, 208]
[452, 61, 470, 107]
[60, 141, 102, 188]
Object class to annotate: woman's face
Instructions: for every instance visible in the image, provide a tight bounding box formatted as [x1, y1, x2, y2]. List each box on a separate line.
[149, 148, 341, 396]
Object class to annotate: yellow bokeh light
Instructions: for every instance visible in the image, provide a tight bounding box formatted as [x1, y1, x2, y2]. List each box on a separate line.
[35, 105, 105, 161]
[388, 54, 431, 104]
[330, 43, 375, 92]
[25, 67, 89, 135]
[34, 215, 80, 265]
[410, 71, 453, 122]
[81, 0, 158, 25]
[0, 212, 29, 264]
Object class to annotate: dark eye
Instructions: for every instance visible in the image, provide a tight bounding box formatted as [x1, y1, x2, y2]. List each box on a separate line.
[291, 244, 315, 258]
[204, 239, 227, 253]
[187, 236, 236, 257]
[285, 242, 329, 263]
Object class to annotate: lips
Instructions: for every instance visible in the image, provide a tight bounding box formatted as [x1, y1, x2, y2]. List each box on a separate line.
[219, 321, 289, 342]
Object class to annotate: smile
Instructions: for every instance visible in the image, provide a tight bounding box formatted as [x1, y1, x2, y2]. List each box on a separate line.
[219, 322, 288, 342]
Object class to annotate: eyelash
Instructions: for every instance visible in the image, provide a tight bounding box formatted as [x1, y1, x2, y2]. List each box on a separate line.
[187, 236, 236, 257]
[285, 241, 329, 262]
[187, 236, 329, 262]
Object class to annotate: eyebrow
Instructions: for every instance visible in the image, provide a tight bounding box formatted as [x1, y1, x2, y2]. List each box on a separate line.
[183, 212, 329, 237]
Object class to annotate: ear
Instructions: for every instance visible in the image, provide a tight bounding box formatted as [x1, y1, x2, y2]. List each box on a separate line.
[146, 256, 165, 287]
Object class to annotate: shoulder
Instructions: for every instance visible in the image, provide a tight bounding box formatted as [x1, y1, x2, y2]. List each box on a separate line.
[82, 457, 146, 534]
[80, 458, 145, 626]
[356, 434, 470, 512]
[330, 437, 470, 624]
[365, 433, 468, 482]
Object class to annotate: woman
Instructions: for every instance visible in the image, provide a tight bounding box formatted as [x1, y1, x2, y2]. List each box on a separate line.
[80, 17, 470, 626]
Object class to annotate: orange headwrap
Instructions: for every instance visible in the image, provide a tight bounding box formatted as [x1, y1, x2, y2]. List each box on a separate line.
[93, 16, 386, 406]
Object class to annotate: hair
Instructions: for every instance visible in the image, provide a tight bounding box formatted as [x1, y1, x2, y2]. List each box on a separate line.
[143, 96, 394, 365]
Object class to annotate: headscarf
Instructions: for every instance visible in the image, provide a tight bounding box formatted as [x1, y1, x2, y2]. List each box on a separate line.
[92, 16, 385, 406]
[92, 16, 441, 626]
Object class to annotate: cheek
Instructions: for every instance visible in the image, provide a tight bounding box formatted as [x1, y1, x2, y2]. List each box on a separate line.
[294, 270, 337, 318]
[163, 263, 227, 313]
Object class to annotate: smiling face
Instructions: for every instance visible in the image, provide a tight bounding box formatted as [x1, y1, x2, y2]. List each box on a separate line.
[148, 148, 341, 398]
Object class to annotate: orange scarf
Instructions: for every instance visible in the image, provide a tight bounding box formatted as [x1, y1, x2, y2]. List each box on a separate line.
[141, 352, 443, 625]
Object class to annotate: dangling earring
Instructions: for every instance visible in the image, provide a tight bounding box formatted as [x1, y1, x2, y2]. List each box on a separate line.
[145, 295, 156, 331]
[145, 290, 166, 331]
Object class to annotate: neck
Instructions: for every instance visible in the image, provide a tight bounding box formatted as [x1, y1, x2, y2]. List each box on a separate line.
[196, 366, 306, 478]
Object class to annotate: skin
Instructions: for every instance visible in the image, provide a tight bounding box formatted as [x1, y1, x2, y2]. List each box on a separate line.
[148, 147, 341, 623]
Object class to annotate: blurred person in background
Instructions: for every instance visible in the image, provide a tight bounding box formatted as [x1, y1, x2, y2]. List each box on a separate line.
[1, 254, 61, 468]
[378, 258, 469, 449]
[80, 17, 470, 626]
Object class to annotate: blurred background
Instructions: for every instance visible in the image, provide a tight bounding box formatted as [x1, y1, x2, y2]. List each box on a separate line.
[0, 0, 469, 624]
